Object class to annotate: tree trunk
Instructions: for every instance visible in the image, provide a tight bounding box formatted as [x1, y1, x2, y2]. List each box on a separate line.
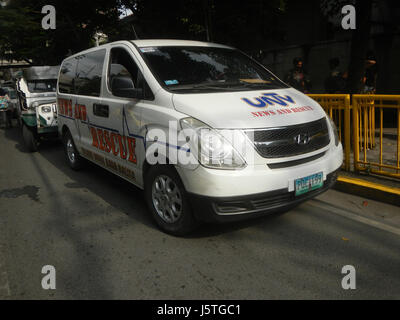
[203, 0, 212, 42]
[346, 0, 373, 94]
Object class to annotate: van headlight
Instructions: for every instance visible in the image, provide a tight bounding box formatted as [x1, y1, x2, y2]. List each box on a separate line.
[327, 116, 339, 146]
[180, 117, 246, 170]
[41, 105, 52, 113]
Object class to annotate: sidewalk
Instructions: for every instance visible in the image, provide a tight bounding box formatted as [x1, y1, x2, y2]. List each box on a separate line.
[335, 125, 400, 206]
[335, 170, 400, 207]
[375, 128, 398, 140]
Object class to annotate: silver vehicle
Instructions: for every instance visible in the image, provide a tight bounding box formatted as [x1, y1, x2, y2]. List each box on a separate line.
[16, 66, 59, 151]
[57, 40, 342, 235]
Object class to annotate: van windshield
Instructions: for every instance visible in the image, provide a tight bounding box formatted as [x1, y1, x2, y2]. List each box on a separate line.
[27, 80, 57, 93]
[140, 46, 288, 93]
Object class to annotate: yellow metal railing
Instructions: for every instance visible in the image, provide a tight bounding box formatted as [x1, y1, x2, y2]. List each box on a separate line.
[352, 95, 400, 179]
[308, 94, 351, 170]
[308, 94, 400, 180]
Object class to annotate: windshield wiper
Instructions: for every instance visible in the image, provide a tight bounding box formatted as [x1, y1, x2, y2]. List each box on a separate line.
[168, 81, 237, 91]
[235, 81, 284, 89]
[168, 81, 285, 92]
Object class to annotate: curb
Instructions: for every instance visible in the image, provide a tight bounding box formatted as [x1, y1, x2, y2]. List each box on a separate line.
[334, 176, 400, 207]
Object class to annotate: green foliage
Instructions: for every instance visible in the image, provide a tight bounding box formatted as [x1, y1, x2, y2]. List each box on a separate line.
[0, 0, 288, 64]
[0, 0, 120, 65]
[114, 0, 289, 49]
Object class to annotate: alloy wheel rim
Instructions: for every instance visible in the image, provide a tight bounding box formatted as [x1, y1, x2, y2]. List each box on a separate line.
[151, 175, 182, 223]
[66, 139, 75, 163]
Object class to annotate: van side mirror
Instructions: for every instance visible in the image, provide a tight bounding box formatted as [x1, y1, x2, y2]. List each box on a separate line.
[111, 76, 143, 99]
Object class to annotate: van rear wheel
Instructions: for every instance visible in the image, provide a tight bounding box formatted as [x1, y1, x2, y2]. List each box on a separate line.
[145, 165, 197, 236]
[22, 124, 38, 152]
[63, 130, 84, 170]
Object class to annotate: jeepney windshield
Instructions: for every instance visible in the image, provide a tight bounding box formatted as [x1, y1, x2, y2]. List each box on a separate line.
[141, 46, 288, 93]
[27, 79, 57, 93]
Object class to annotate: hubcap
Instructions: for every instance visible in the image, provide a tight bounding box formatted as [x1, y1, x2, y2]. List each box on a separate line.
[152, 175, 183, 223]
[66, 139, 75, 163]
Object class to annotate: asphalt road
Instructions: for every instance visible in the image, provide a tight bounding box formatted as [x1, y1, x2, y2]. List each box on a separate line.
[0, 125, 399, 300]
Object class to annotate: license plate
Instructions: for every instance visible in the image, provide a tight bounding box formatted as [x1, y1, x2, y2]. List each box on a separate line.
[295, 172, 323, 196]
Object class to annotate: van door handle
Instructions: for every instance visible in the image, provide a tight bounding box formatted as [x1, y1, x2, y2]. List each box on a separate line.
[93, 103, 109, 117]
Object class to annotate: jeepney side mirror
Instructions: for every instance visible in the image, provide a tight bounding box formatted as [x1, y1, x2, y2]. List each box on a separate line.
[111, 76, 143, 99]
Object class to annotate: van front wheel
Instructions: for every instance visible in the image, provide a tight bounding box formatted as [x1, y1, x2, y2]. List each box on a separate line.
[145, 165, 197, 236]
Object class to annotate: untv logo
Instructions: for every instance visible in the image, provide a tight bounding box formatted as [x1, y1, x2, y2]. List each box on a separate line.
[242, 93, 295, 108]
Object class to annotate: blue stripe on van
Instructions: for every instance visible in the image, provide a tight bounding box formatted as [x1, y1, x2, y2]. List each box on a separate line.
[87, 122, 120, 134]
[58, 114, 75, 120]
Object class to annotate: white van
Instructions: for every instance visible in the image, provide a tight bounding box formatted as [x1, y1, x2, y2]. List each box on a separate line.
[57, 40, 343, 235]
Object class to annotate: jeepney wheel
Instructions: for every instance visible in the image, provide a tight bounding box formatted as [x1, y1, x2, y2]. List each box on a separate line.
[145, 165, 198, 236]
[15, 111, 22, 127]
[63, 130, 84, 170]
[22, 124, 38, 152]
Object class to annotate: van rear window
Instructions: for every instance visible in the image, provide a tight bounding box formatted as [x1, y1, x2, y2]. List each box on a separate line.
[75, 49, 106, 97]
[59, 49, 106, 96]
[59, 59, 78, 94]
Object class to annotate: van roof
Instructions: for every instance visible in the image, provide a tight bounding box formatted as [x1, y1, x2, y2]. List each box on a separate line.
[131, 39, 233, 49]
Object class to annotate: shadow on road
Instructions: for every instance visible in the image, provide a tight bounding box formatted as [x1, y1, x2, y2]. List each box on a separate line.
[2, 124, 28, 153]
[3, 125, 400, 299]
[2, 123, 61, 154]
[2, 125, 295, 238]
[39, 142, 156, 229]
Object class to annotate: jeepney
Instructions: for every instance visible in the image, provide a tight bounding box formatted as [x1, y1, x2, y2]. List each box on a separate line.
[16, 66, 59, 151]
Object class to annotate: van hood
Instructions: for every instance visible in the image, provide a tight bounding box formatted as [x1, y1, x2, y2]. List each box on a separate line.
[172, 88, 326, 129]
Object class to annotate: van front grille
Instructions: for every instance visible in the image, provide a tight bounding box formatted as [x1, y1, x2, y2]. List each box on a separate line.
[246, 118, 330, 158]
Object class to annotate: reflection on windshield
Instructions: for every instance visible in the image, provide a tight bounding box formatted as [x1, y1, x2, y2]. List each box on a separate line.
[28, 80, 57, 93]
[141, 46, 288, 93]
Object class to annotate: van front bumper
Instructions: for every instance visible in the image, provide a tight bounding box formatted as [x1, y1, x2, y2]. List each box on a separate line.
[188, 169, 339, 223]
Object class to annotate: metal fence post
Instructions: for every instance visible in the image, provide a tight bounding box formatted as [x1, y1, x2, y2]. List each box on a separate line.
[344, 95, 351, 171]
[352, 97, 360, 173]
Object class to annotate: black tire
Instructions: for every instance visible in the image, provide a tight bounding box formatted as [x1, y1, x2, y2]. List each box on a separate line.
[145, 165, 198, 236]
[22, 124, 38, 152]
[63, 129, 84, 170]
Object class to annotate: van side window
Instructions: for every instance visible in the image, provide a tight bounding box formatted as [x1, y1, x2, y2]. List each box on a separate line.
[108, 47, 154, 100]
[59, 58, 78, 94]
[75, 49, 106, 97]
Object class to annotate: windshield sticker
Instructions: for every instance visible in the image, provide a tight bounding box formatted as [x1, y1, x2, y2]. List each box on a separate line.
[242, 92, 295, 108]
[140, 47, 157, 53]
[165, 80, 179, 86]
